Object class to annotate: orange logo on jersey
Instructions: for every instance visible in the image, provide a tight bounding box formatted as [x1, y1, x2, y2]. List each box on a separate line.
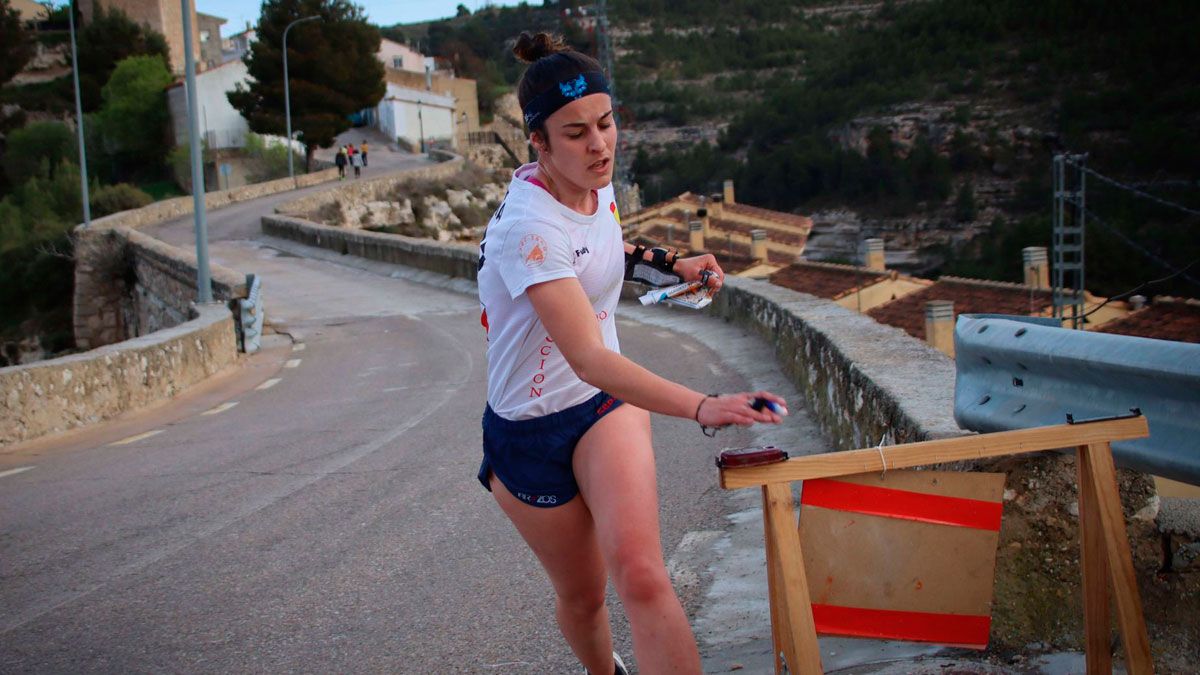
[518, 233, 549, 268]
[610, 201, 620, 225]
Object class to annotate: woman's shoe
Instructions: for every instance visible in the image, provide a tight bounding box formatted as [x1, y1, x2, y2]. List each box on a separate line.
[583, 651, 628, 675]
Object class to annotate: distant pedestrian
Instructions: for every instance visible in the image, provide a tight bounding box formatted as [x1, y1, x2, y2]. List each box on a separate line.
[335, 146, 347, 179]
[361, 140, 369, 166]
[350, 149, 362, 178]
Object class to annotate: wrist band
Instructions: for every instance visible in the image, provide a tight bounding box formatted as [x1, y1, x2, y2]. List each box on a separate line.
[696, 393, 721, 437]
[624, 244, 647, 281]
[649, 247, 677, 274]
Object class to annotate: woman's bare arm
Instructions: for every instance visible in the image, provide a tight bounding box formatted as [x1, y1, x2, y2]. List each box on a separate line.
[526, 277, 784, 427]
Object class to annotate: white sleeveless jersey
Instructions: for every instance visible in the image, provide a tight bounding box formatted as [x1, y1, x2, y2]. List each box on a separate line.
[478, 164, 624, 420]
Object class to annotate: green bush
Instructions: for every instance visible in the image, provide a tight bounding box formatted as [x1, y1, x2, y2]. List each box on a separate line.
[96, 54, 173, 176]
[90, 183, 152, 217]
[243, 132, 300, 183]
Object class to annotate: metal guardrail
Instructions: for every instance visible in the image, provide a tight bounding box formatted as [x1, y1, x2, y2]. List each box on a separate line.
[954, 314, 1200, 485]
[237, 274, 263, 354]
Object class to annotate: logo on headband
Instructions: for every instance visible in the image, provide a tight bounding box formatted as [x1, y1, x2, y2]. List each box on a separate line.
[559, 75, 588, 99]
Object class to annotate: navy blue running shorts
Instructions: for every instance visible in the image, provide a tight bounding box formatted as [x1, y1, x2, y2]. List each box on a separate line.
[478, 390, 624, 508]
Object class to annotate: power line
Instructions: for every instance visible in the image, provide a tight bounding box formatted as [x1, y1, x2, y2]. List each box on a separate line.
[1079, 205, 1200, 288]
[1078, 259, 1200, 320]
[1063, 158, 1200, 219]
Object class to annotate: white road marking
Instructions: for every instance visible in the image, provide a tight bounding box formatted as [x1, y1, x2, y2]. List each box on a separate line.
[109, 430, 163, 446]
[201, 401, 239, 416]
[292, 343, 306, 351]
[284, 359, 302, 368]
[680, 343, 698, 353]
[256, 377, 282, 390]
[0, 466, 35, 479]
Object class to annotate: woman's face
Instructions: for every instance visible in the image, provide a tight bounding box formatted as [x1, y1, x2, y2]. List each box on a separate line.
[536, 93, 617, 191]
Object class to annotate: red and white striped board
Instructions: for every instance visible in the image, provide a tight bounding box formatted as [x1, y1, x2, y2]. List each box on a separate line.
[797, 470, 1006, 649]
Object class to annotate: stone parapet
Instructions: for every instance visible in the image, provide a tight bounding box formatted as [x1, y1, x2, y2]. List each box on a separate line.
[710, 276, 965, 449]
[123, 228, 248, 335]
[262, 214, 480, 282]
[1, 304, 237, 447]
[274, 156, 465, 218]
[87, 169, 341, 233]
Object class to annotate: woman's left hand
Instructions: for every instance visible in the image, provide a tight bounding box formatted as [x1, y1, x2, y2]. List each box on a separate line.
[674, 253, 724, 292]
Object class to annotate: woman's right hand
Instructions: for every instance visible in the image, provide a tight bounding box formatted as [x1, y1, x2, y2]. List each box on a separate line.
[696, 392, 788, 429]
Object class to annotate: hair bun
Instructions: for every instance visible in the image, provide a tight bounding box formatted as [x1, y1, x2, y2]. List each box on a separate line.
[513, 32, 569, 63]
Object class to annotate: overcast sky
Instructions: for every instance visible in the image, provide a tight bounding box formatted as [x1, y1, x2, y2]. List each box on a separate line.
[194, 1, 530, 37]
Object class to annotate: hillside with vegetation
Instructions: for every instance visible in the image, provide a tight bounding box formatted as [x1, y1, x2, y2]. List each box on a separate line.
[391, 0, 1199, 300]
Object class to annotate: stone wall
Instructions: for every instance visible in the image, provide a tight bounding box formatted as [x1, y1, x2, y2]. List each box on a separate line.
[73, 227, 248, 350]
[262, 215, 480, 282]
[711, 277, 965, 449]
[274, 155, 464, 218]
[0, 304, 237, 447]
[73, 167, 343, 350]
[125, 229, 248, 337]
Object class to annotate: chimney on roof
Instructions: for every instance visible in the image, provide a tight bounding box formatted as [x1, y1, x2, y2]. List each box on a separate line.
[709, 193, 723, 216]
[698, 207, 710, 236]
[864, 238, 885, 271]
[1022, 246, 1049, 289]
[689, 219, 704, 251]
[1130, 294, 1147, 311]
[723, 179, 735, 205]
[924, 300, 955, 357]
[751, 229, 768, 263]
[666, 223, 675, 246]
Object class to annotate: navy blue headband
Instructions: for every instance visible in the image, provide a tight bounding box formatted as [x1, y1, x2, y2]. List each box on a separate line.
[522, 70, 610, 131]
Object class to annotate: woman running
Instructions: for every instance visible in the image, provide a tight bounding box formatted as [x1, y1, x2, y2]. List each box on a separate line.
[476, 32, 788, 674]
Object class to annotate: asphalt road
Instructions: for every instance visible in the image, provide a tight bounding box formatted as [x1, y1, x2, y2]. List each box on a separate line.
[0, 164, 818, 672]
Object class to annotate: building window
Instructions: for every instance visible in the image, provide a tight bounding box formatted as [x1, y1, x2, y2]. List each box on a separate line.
[200, 30, 210, 43]
[393, 57, 403, 69]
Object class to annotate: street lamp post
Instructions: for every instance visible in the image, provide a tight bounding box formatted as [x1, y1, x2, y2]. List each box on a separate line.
[180, 0, 212, 303]
[67, 0, 90, 227]
[283, 15, 320, 186]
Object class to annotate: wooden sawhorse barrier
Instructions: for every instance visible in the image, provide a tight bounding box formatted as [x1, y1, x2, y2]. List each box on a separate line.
[718, 415, 1154, 674]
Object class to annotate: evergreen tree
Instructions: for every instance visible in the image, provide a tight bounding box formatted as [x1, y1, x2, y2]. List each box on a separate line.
[228, 0, 385, 171]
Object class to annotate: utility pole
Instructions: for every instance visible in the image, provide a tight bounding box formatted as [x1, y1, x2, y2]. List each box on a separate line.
[68, 0, 91, 227]
[595, 0, 636, 213]
[1052, 153, 1087, 329]
[180, 0, 212, 303]
[284, 15, 320, 187]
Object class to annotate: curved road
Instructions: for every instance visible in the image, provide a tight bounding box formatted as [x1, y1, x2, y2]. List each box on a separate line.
[0, 155, 827, 672]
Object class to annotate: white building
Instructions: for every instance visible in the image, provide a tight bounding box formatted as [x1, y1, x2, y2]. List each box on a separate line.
[375, 84, 455, 151]
[166, 60, 251, 149]
[377, 38, 425, 74]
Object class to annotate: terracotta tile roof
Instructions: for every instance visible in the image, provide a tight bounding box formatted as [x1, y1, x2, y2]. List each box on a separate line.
[635, 226, 791, 268]
[1094, 297, 1200, 343]
[710, 217, 807, 246]
[867, 276, 1055, 340]
[627, 192, 812, 233]
[724, 202, 814, 231]
[770, 261, 891, 300]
